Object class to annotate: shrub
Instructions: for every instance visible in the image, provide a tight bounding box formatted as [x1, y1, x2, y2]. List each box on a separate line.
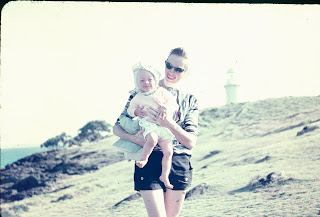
[40, 120, 112, 149]
[40, 132, 73, 149]
[74, 120, 112, 143]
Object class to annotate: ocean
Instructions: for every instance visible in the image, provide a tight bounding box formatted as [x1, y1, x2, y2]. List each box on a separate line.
[1, 146, 46, 169]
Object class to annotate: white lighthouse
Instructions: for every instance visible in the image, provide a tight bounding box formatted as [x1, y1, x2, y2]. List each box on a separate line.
[224, 68, 239, 104]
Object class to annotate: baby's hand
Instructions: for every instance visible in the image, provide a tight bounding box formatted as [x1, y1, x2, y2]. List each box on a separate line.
[134, 106, 147, 118]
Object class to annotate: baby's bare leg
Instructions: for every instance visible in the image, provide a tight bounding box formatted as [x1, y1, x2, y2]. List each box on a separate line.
[158, 139, 173, 189]
[135, 132, 158, 168]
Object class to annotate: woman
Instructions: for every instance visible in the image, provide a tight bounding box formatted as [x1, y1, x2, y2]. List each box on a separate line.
[113, 47, 198, 217]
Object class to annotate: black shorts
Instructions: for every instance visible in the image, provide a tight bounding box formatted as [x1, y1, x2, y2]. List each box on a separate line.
[134, 151, 193, 192]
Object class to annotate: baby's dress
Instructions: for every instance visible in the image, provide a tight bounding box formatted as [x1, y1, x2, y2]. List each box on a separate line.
[138, 119, 173, 140]
[127, 87, 178, 141]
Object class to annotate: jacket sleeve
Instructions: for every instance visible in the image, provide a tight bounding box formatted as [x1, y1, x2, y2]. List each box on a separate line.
[114, 93, 137, 125]
[182, 95, 199, 136]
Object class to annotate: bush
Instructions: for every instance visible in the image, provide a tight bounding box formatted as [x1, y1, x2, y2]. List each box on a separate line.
[74, 120, 112, 143]
[40, 132, 72, 149]
[40, 120, 112, 149]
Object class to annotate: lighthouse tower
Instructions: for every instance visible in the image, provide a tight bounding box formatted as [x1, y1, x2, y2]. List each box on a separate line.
[224, 68, 239, 104]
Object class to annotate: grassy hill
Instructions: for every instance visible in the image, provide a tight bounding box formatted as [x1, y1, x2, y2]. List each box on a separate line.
[1, 96, 319, 217]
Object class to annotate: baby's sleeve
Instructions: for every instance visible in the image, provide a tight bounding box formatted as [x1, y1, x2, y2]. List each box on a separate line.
[127, 95, 141, 117]
[161, 88, 179, 113]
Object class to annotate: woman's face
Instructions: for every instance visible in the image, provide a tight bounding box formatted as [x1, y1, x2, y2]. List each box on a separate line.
[137, 69, 156, 92]
[164, 54, 188, 86]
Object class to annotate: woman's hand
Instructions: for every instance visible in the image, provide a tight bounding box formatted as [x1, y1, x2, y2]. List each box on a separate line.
[154, 105, 197, 150]
[156, 106, 175, 129]
[132, 129, 146, 147]
[113, 124, 146, 147]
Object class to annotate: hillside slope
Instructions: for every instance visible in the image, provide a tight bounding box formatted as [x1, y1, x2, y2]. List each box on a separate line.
[1, 96, 319, 217]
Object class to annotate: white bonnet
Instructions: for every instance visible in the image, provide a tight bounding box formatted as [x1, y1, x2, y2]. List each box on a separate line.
[131, 62, 161, 93]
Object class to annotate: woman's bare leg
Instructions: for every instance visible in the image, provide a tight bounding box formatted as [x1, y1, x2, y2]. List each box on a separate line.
[158, 139, 173, 189]
[164, 189, 186, 217]
[140, 189, 167, 217]
[136, 132, 158, 168]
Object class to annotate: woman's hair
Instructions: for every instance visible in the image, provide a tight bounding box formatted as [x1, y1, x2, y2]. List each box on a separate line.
[169, 47, 188, 59]
[168, 47, 189, 71]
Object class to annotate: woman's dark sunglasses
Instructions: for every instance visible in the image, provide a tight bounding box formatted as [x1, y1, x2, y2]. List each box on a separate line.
[165, 60, 184, 73]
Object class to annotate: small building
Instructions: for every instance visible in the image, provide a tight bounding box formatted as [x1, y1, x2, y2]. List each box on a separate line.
[224, 68, 239, 104]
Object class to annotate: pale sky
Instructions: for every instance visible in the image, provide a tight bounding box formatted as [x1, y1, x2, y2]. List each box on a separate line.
[1, 2, 320, 148]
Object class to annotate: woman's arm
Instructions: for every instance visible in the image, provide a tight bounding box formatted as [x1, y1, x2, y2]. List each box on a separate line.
[113, 92, 146, 147]
[113, 124, 146, 147]
[157, 93, 199, 150]
[156, 115, 197, 150]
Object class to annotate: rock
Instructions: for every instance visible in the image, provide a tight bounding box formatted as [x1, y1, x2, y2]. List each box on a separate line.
[113, 193, 141, 207]
[250, 172, 294, 188]
[8, 193, 25, 202]
[201, 150, 221, 161]
[51, 194, 73, 203]
[185, 183, 209, 200]
[230, 171, 295, 194]
[296, 125, 319, 136]
[13, 176, 44, 192]
[257, 172, 275, 186]
[255, 155, 271, 164]
[0, 145, 124, 204]
[1, 176, 18, 185]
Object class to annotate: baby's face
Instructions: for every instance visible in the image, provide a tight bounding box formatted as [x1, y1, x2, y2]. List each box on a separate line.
[137, 70, 156, 92]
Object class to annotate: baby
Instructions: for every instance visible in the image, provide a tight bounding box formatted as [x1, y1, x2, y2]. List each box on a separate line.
[120, 62, 178, 189]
